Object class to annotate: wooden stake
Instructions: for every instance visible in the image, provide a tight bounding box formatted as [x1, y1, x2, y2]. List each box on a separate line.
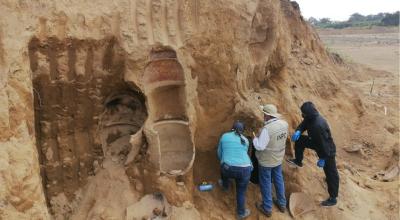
[370, 79, 375, 95]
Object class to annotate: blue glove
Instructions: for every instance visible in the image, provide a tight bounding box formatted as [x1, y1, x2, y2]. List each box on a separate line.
[317, 159, 325, 168]
[291, 130, 301, 142]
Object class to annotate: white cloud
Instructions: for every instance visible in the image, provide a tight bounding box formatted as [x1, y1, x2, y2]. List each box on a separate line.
[295, 0, 400, 21]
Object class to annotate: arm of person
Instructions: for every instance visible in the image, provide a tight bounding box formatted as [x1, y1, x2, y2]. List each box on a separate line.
[252, 127, 269, 151]
[296, 120, 307, 133]
[217, 138, 222, 160]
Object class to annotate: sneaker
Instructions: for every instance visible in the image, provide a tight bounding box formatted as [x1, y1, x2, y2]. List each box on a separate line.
[321, 197, 337, 207]
[273, 198, 286, 213]
[255, 202, 272, 217]
[286, 158, 303, 168]
[218, 179, 229, 191]
[237, 209, 250, 219]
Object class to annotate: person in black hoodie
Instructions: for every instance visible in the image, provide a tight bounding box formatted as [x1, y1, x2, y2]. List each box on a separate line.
[287, 101, 339, 207]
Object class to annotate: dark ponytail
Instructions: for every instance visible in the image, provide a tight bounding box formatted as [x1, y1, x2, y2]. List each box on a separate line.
[235, 130, 246, 145]
[232, 121, 246, 145]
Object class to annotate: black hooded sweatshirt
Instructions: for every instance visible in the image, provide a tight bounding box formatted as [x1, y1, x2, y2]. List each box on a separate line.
[296, 102, 336, 158]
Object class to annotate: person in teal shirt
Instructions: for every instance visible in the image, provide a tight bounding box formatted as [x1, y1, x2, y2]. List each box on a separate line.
[217, 121, 252, 219]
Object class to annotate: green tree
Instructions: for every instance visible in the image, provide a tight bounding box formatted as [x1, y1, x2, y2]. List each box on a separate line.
[349, 13, 366, 22]
[381, 11, 399, 26]
[308, 17, 318, 26]
[319, 18, 332, 24]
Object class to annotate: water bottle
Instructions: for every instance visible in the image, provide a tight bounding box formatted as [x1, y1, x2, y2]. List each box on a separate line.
[198, 182, 213, 191]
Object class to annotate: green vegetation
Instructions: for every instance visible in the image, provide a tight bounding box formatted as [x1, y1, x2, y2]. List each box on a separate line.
[309, 11, 399, 29]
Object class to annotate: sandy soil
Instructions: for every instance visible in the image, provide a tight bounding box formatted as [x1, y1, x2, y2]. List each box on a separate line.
[318, 27, 399, 74]
[192, 27, 400, 220]
[1, 1, 399, 219]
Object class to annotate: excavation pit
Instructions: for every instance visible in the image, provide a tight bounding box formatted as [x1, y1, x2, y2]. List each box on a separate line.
[143, 47, 195, 175]
[152, 120, 195, 174]
[29, 36, 148, 210]
[147, 85, 188, 121]
[100, 92, 147, 160]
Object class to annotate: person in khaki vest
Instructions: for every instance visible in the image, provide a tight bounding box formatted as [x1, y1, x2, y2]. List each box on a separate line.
[253, 104, 288, 217]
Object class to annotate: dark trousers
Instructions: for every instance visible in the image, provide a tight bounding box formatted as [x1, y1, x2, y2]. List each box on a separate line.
[221, 163, 252, 215]
[295, 135, 339, 198]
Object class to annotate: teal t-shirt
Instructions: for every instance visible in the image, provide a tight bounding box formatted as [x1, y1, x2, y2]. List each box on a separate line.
[217, 131, 252, 167]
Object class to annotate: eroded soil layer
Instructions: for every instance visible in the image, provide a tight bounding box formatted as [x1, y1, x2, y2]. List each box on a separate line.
[29, 37, 147, 210]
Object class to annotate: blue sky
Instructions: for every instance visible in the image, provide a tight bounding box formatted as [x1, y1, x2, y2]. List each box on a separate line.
[295, 0, 400, 21]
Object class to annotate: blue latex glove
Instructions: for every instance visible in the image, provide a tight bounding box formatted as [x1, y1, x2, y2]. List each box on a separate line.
[291, 130, 301, 142]
[317, 159, 325, 168]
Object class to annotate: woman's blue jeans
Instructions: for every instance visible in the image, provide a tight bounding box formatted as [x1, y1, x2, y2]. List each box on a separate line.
[221, 163, 252, 215]
[259, 164, 287, 212]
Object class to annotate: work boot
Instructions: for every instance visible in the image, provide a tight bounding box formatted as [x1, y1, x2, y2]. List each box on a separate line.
[237, 209, 250, 219]
[273, 199, 286, 213]
[286, 158, 303, 168]
[256, 202, 272, 217]
[321, 197, 337, 207]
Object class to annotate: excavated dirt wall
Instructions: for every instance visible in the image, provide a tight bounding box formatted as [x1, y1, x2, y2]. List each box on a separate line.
[0, 0, 398, 219]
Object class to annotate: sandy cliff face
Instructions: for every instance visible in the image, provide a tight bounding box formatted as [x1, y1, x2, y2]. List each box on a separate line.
[0, 0, 398, 219]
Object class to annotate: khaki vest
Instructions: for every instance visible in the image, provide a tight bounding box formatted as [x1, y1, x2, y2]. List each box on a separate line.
[256, 119, 288, 167]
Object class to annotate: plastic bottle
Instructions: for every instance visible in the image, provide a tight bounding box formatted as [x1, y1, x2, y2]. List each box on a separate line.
[198, 182, 213, 191]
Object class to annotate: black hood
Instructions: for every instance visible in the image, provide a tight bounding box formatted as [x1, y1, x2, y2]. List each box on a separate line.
[301, 101, 319, 120]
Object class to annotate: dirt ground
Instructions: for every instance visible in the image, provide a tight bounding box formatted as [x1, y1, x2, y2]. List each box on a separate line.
[318, 27, 399, 74]
[193, 27, 400, 220]
[1, 1, 399, 219]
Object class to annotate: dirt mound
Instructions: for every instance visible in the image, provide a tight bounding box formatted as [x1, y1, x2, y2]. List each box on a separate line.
[0, 0, 398, 219]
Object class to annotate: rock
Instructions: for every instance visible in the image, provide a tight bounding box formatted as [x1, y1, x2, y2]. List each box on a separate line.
[344, 144, 363, 152]
[93, 160, 100, 173]
[125, 129, 144, 165]
[45, 148, 54, 161]
[373, 164, 400, 182]
[153, 207, 163, 216]
[111, 156, 119, 162]
[291, 48, 300, 54]
[131, 165, 140, 177]
[134, 180, 144, 192]
[383, 165, 400, 181]
[183, 201, 193, 209]
[168, 170, 183, 175]
[301, 57, 314, 65]
[336, 161, 346, 170]
[126, 193, 170, 220]
[9, 196, 21, 204]
[176, 181, 185, 186]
